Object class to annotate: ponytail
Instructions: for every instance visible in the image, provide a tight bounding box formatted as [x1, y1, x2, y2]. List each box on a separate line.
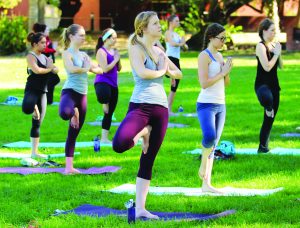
[61, 24, 83, 50]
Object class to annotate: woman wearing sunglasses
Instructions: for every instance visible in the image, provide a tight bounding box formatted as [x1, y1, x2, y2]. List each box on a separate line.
[197, 23, 233, 193]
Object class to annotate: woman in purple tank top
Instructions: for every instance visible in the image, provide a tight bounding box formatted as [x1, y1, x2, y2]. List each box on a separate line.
[94, 28, 121, 143]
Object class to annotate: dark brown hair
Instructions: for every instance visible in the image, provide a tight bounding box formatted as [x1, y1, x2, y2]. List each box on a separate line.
[27, 32, 46, 47]
[258, 18, 274, 42]
[202, 23, 225, 50]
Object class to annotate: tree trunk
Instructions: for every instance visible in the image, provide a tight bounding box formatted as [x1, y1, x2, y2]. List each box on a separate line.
[28, 0, 38, 32]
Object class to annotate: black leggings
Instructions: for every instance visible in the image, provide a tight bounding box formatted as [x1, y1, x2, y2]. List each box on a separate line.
[256, 85, 280, 148]
[168, 56, 181, 92]
[22, 89, 47, 138]
[47, 73, 60, 105]
[94, 83, 118, 130]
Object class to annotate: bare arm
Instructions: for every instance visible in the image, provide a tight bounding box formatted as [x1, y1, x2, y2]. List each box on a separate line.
[89, 61, 103, 74]
[256, 43, 279, 72]
[62, 50, 89, 74]
[129, 45, 166, 79]
[198, 53, 227, 89]
[27, 55, 52, 74]
[165, 55, 182, 79]
[96, 48, 119, 73]
[165, 31, 184, 47]
[220, 55, 231, 87]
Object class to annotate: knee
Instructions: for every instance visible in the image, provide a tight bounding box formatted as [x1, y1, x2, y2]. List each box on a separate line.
[22, 103, 34, 115]
[59, 107, 73, 120]
[112, 136, 131, 153]
[97, 94, 109, 104]
[202, 132, 216, 148]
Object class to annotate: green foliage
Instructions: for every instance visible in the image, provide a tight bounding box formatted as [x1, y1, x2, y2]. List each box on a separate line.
[0, 0, 21, 9]
[47, 0, 60, 7]
[0, 15, 27, 55]
[181, 1, 204, 34]
[224, 23, 243, 43]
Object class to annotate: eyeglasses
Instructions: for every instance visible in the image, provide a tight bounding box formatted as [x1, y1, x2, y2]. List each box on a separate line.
[215, 36, 227, 42]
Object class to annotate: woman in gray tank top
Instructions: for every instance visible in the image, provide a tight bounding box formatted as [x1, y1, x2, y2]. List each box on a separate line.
[113, 11, 182, 219]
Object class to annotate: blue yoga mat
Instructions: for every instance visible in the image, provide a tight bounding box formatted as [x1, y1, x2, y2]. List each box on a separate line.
[281, 133, 300, 138]
[55, 204, 236, 221]
[183, 148, 300, 156]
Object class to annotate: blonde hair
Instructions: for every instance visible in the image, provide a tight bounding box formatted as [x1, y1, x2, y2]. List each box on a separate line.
[61, 24, 84, 49]
[129, 11, 158, 60]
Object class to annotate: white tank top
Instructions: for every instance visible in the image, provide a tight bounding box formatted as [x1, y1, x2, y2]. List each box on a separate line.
[197, 49, 225, 104]
[166, 31, 181, 59]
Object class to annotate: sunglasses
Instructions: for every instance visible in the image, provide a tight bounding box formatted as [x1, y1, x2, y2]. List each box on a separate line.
[215, 36, 227, 42]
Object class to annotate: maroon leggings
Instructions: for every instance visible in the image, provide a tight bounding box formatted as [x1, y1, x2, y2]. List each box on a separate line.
[113, 103, 169, 180]
[59, 89, 87, 157]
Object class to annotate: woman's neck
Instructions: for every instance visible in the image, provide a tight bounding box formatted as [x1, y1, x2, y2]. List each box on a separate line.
[207, 44, 218, 54]
[69, 43, 80, 52]
[32, 49, 42, 55]
[140, 36, 156, 50]
[103, 43, 112, 50]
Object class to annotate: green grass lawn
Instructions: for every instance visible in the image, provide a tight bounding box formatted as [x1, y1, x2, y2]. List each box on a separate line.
[0, 52, 299, 227]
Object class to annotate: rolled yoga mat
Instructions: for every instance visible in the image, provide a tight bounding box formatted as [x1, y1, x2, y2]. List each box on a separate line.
[87, 122, 189, 128]
[183, 148, 300, 156]
[106, 184, 284, 197]
[54, 204, 236, 221]
[0, 166, 121, 175]
[0, 152, 80, 160]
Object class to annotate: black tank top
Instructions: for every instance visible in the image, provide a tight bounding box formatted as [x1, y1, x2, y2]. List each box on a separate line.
[255, 42, 280, 92]
[26, 53, 49, 92]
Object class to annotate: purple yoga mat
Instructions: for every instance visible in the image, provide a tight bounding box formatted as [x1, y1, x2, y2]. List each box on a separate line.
[0, 166, 121, 175]
[60, 204, 236, 221]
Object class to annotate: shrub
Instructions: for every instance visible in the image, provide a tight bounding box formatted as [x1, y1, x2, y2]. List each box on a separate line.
[0, 14, 27, 55]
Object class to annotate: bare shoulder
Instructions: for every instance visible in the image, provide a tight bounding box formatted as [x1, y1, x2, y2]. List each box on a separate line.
[256, 42, 265, 51]
[153, 45, 165, 55]
[198, 51, 209, 61]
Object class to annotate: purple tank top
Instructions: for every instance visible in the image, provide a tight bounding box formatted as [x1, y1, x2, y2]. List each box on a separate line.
[94, 47, 118, 87]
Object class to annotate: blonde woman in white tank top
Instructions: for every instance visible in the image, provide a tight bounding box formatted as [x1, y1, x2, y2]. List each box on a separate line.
[197, 23, 233, 193]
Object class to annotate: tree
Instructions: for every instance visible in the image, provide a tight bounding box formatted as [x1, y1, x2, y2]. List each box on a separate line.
[58, 0, 82, 28]
[0, 0, 21, 9]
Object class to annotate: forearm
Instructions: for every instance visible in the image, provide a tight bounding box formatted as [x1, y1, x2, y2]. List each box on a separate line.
[138, 68, 166, 79]
[67, 66, 89, 74]
[166, 69, 182, 79]
[201, 72, 225, 89]
[102, 60, 118, 72]
[89, 66, 103, 74]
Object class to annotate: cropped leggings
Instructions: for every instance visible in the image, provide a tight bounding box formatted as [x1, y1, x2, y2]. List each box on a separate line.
[113, 103, 169, 180]
[197, 103, 226, 149]
[94, 82, 118, 130]
[59, 89, 87, 157]
[22, 89, 47, 138]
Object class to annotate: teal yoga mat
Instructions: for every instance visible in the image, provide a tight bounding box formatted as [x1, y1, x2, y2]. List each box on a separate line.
[3, 141, 111, 148]
[0, 152, 80, 159]
[183, 148, 300, 156]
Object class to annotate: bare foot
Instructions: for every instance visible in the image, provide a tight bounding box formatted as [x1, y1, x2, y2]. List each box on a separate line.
[64, 168, 81, 175]
[31, 153, 48, 159]
[33, 106, 40, 120]
[103, 104, 109, 114]
[202, 181, 223, 194]
[142, 126, 152, 154]
[70, 108, 79, 129]
[136, 208, 159, 220]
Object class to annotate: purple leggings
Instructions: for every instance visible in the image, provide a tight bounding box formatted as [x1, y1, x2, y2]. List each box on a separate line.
[59, 89, 87, 157]
[113, 102, 168, 180]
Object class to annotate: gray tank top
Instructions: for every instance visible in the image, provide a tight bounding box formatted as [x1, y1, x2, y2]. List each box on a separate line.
[130, 54, 168, 108]
[62, 48, 88, 94]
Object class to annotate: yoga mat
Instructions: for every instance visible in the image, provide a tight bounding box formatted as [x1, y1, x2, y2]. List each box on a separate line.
[183, 148, 300, 156]
[281, 133, 300, 138]
[55, 204, 236, 221]
[0, 152, 80, 159]
[3, 141, 114, 148]
[107, 184, 284, 196]
[170, 113, 197, 118]
[87, 122, 188, 128]
[0, 166, 121, 175]
[87, 122, 121, 127]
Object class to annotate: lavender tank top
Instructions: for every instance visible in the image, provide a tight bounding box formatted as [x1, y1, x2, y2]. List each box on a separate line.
[94, 47, 118, 87]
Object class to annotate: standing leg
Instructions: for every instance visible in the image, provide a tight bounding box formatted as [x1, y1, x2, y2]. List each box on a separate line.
[135, 105, 168, 219]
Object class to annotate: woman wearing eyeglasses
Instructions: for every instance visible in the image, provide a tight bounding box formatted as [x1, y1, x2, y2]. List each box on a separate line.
[197, 23, 233, 193]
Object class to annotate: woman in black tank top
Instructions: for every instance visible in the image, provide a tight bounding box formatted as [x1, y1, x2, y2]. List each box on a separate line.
[255, 18, 283, 153]
[22, 32, 59, 159]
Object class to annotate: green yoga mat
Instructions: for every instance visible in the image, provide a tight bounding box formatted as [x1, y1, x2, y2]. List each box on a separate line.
[3, 141, 112, 148]
[0, 152, 80, 160]
[183, 148, 300, 156]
